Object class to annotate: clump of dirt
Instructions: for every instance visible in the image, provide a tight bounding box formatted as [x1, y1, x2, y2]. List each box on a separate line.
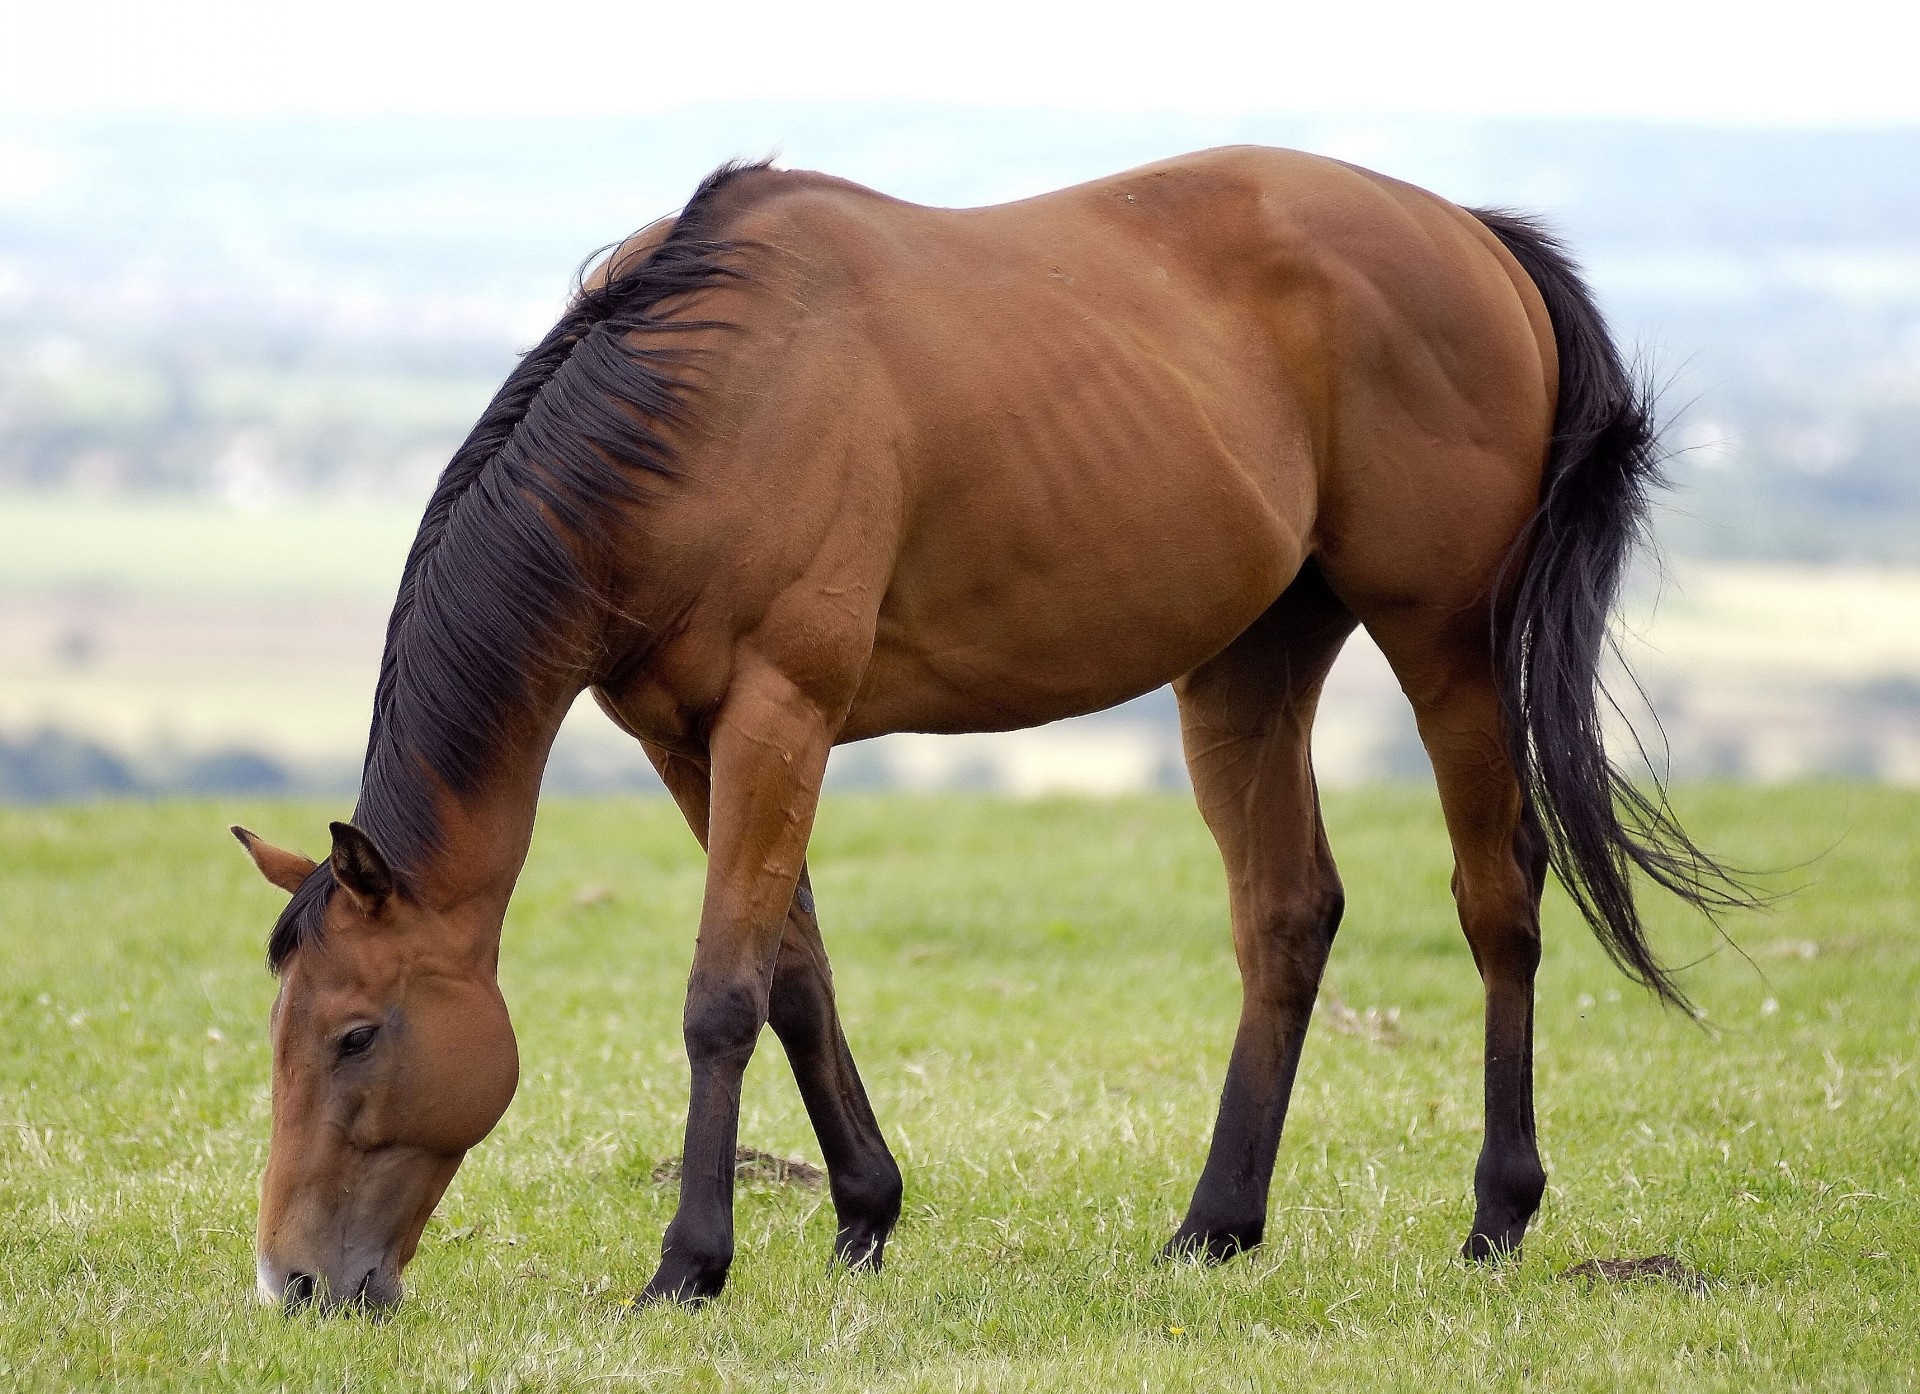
[1319, 991, 1401, 1045]
[1559, 1255, 1710, 1293]
[650, 1146, 825, 1190]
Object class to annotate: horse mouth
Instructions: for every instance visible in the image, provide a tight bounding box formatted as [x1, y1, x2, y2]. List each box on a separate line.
[347, 1265, 402, 1316]
[275, 1265, 399, 1317]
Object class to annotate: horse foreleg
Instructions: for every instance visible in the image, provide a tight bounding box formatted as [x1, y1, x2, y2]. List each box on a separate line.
[1164, 576, 1355, 1262]
[639, 742, 903, 1273]
[767, 870, 904, 1267]
[638, 672, 833, 1305]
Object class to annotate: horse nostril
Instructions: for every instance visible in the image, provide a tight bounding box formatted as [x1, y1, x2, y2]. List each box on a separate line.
[283, 1270, 318, 1312]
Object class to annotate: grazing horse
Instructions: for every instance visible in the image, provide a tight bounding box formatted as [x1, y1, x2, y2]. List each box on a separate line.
[234, 147, 1745, 1312]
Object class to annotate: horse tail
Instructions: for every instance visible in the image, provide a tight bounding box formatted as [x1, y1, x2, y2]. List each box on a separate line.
[1471, 209, 1755, 1011]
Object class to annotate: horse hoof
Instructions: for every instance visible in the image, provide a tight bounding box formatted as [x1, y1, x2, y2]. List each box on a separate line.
[1158, 1225, 1258, 1266]
[632, 1260, 729, 1309]
[834, 1227, 889, 1273]
[1461, 1229, 1524, 1264]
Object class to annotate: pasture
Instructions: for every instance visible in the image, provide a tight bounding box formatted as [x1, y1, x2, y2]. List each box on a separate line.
[2, 787, 1915, 1389]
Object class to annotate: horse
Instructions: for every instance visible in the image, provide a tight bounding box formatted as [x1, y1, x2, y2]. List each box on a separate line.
[232, 146, 1747, 1313]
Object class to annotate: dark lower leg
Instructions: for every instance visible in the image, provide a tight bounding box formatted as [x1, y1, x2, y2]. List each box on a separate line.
[1463, 814, 1548, 1259]
[1464, 973, 1545, 1258]
[644, 979, 766, 1304]
[766, 872, 902, 1268]
[630, 745, 757, 1304]
[1165, 891, 1340, 1261]
[638, 740, 899, 1277]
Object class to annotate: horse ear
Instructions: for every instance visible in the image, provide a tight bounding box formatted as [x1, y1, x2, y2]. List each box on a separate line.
[231, 826, 317, 895]
[328, 821, 395, 915]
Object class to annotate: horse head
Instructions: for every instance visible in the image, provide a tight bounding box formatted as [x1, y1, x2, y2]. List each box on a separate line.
[234, 822, 518, 1314]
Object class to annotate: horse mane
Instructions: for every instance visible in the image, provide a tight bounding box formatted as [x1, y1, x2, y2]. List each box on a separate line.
[268, 159, 768, 971]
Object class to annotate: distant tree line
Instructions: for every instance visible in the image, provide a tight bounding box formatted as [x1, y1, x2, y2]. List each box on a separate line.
[0, 728, 295, 803]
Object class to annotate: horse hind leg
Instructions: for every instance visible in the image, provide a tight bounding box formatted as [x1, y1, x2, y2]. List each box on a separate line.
[1363, 609, 1549, 1259]
[1164, 566, 1356, 1262]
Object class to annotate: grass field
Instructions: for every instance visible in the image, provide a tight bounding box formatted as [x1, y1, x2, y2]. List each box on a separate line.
[2, 788, 1916, 1389]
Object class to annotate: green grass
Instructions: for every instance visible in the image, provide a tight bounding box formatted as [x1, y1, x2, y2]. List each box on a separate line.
[2, 787, 1915, 1390]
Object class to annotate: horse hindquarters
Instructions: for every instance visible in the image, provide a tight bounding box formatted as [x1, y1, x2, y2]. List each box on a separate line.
[1305, 204, 1719, 1259]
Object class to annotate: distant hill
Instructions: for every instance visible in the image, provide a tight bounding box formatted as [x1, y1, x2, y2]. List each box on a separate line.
[2, 108, 1917, 560]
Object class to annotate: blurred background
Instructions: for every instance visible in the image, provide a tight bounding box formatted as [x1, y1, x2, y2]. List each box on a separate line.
[2, 0, 1917, 801]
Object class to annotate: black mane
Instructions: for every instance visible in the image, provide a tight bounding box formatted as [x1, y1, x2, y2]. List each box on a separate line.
[268, 160, 767, 971]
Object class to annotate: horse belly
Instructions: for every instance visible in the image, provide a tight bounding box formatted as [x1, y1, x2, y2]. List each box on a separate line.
[843, 415, 1307, 740]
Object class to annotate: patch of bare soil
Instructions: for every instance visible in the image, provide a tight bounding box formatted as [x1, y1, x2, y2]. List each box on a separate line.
[1558, 1255, 1711, 1293]
[650, 1147, 826, 1190]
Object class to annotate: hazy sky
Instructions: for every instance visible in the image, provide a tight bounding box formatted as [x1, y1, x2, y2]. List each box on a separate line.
[2, 0, 1917, 125]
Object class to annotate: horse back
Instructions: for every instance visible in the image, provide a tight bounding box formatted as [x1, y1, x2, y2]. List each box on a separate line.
[604, 150, 1556, 741]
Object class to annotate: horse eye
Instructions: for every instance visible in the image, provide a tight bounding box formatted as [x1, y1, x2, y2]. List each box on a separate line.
[337, 1025, 379, 1059]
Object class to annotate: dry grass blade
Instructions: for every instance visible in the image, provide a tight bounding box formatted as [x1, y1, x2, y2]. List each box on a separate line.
[1318, 991, 1401, 1045]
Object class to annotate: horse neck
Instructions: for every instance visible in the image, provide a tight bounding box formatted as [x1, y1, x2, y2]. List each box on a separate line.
[355, 668, 582, 931]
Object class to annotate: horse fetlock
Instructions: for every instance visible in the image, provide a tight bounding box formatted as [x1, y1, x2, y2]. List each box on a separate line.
[640, 1232, 734, 1308]
[1475, 1151, 1547, 1220]
[831, 1156, 903, 1226]
[828, 1161, 903, 1269]
[1465, 1153, 1545, 1261]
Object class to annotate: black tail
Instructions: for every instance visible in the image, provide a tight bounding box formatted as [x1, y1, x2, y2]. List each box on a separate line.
[1472, 209, 1756, 1011]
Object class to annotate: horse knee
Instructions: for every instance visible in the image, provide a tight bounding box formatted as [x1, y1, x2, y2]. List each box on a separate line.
[683, 982, 765, 1070]
[1259, 852, 1344, 942]
[1320, 879, 1346, 940]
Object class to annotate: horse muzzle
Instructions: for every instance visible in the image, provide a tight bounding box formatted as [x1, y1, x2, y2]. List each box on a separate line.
[257, 1251, 404, 1316]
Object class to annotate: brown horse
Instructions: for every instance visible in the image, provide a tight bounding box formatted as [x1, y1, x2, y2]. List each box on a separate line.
[233, 147, 1745, 1312]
